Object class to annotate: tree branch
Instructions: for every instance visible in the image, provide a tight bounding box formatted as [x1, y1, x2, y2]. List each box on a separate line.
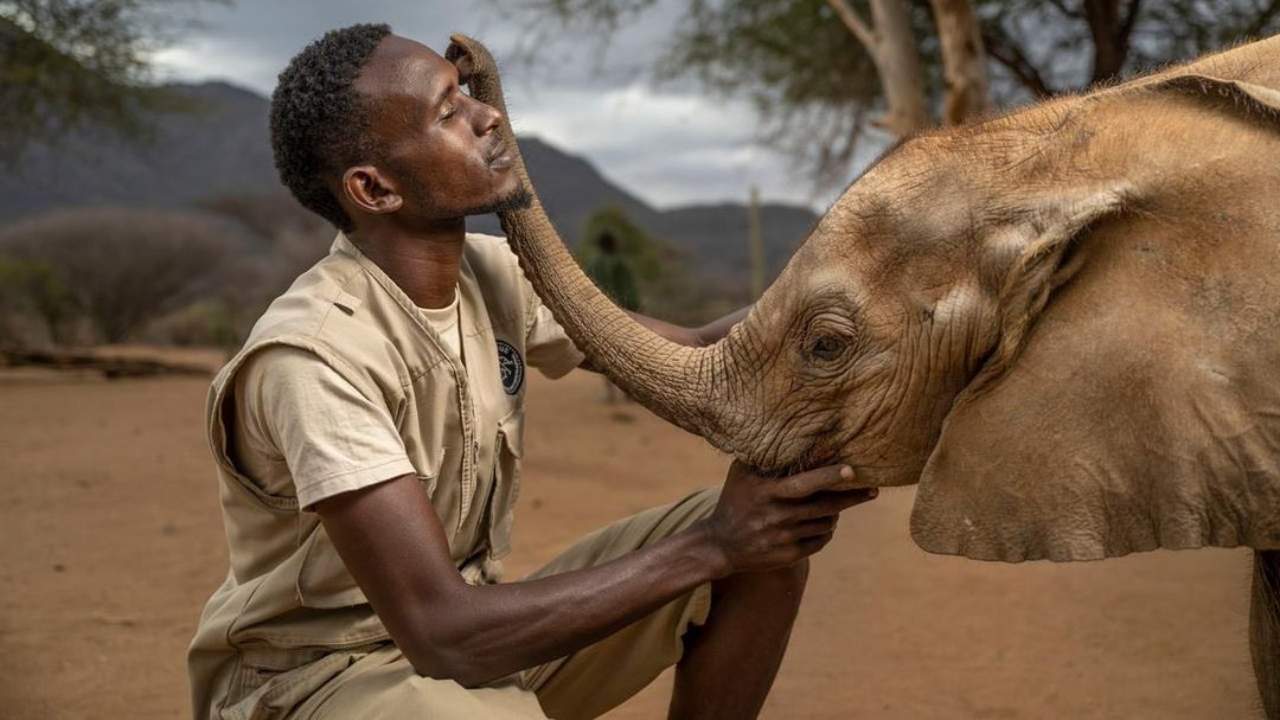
[1119, 0, 1143, 47]
[1246, 0, 1280, 37]
[981, 26, 1056, 99]
[825, 0, 877, 51]
[1043, 0, 1077, 18]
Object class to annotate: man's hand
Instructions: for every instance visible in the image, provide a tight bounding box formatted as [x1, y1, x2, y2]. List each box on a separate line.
[701, 461, 877, 576]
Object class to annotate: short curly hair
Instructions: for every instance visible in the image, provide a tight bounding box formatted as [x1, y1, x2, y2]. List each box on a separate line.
[269, 23, 393, 232]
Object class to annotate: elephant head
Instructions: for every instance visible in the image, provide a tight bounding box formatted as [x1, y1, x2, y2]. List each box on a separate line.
[449, 34, 1280, 563]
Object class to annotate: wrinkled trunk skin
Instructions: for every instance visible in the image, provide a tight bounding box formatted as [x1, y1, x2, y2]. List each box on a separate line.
[452, 34, 740, 449]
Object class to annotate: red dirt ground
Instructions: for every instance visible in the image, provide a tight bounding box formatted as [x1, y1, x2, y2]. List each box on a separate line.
[0, 355, 1260, 718]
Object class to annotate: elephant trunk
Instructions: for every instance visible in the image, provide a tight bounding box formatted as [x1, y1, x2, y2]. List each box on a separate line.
[453, 34, 739, 448]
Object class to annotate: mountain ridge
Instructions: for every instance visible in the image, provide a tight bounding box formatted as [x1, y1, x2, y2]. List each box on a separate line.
[4, 81, 818, 287]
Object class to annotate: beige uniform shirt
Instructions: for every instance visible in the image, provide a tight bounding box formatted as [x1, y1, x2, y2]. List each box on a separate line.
[188, 232, 583, 720]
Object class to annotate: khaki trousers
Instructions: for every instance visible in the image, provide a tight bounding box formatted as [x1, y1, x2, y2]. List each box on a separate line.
[290, 487, 719, 720]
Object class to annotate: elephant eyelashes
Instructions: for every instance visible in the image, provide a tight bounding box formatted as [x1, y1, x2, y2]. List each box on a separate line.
[807, 335, 846, 362]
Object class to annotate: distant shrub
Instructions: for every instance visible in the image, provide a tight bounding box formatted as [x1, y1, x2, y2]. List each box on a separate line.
[145, 299, 241, 348]
[0, 207, 231, 343]
[0, 254, 75, 345]
[198, 192, 332, 343]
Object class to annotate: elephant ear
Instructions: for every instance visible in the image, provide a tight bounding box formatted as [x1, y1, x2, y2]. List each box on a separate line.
[910, 74, 1280, 562]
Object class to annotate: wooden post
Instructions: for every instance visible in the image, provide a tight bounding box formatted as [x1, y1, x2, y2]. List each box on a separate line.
[748, 186, 766, 301]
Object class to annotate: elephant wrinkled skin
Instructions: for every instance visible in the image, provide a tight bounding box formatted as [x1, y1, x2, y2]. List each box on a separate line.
[448, 33, 1280, 715]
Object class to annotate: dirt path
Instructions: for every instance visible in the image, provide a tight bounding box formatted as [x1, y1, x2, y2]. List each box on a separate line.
[0, 364, 1259, 718]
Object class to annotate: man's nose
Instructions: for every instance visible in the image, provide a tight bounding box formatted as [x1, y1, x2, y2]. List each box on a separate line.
[474, 100, 502, 136]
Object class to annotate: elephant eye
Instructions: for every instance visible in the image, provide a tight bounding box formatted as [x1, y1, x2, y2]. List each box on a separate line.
[808, 335, 845, 362]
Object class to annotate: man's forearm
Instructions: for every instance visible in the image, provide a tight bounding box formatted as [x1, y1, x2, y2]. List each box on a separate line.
[692, 306, 751, 346]
[324, 467, 870, 690]
[406, 523, 727, 686]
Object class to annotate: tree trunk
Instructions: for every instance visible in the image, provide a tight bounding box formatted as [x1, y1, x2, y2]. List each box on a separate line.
[929, 0, 991, 124]
[826, 0, 930, 136]
[870, 0, 930, 135]
[1084, 0, 1141, 84]
[747, 185, 765, 301]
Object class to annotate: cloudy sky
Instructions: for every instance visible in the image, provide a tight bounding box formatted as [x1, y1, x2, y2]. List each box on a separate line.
[150, 0, 881, 212]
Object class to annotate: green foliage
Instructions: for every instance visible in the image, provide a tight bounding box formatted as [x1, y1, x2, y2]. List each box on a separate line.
[578, 206, 669, 284]
[978, 0, 1280, 103]
[661, 0, 942, 187]
[506, 0, 661, 30]
[578, 206, 711, 323]
[0, 253, 74, 344]
[0, 0, 222, 161]
[147, 298, 240, 348]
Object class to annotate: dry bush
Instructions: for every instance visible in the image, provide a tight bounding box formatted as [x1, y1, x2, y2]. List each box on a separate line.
[0, 254, 74, 345]
[199, 192, 329, 284]
[0, 207, 233, 343]
[144, 299, 239, 347]
[195, 192, 332, 344]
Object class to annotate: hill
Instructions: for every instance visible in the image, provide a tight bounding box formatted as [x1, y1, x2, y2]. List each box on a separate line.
[3, 81, 818, 290]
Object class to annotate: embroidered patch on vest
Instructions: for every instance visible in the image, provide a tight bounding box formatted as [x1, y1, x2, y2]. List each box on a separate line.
[496, 339, 525, 395]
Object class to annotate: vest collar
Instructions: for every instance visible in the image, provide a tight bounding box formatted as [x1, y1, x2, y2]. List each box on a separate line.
[329, 231, 500, 530]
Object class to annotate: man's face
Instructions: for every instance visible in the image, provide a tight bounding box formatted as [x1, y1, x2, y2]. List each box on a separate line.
[352, 35, 527, 223]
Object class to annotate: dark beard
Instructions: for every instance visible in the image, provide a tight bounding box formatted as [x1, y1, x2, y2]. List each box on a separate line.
[465, 184, 533, 216]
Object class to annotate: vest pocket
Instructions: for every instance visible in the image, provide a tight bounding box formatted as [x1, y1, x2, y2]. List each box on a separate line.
[487, 407, 525, 560]
[219, 648, 369, 720]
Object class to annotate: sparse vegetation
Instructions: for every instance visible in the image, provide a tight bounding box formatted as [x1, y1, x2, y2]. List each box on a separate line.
[0, 253, 72, 345]
[578, 206, 737, 325]
[0, 196, 333, 351]
[494, 0, 1280, 188]
[0, 207, 230, 343]
[0, 0, 225, 160]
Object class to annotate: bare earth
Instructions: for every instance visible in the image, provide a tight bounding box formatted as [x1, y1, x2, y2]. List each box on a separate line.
[0, 355, 1261, 719]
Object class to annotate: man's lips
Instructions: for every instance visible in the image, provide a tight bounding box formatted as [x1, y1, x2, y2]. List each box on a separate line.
[487, 141, 513, 170]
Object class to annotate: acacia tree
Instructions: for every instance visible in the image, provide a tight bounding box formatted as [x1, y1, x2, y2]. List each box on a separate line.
[0, 0, 223, 160]
[823, 0, 930, 135]
[492, 0, 1280, 187]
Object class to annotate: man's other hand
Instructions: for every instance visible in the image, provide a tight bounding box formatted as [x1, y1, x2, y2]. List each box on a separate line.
[700, 461, 878, 576]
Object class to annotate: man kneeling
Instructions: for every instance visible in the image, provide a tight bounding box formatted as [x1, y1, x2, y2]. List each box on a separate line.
[187, 23, 877, 720]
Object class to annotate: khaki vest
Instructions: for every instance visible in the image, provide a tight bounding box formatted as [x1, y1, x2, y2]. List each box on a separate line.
[189, 233, 559, 720]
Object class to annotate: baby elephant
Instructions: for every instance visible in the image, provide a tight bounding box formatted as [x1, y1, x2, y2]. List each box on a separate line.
[450, 32, 1280, 717]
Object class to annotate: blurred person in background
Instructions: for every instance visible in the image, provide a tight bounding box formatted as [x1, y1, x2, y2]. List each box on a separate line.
[584, 229, 639, 403]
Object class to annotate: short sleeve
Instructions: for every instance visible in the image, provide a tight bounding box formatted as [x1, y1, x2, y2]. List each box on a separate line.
[235, 346, 416, 510]
[525, 295, 586, 379]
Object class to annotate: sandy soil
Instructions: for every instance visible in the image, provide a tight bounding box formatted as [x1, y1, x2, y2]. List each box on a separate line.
[0, 355, 1262, 718]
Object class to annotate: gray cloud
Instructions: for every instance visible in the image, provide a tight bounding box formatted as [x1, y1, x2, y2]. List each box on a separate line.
[153, 1, 870, 211]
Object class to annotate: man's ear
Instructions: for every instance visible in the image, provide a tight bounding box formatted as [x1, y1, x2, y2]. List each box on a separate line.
[341, 165, 403, 217]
